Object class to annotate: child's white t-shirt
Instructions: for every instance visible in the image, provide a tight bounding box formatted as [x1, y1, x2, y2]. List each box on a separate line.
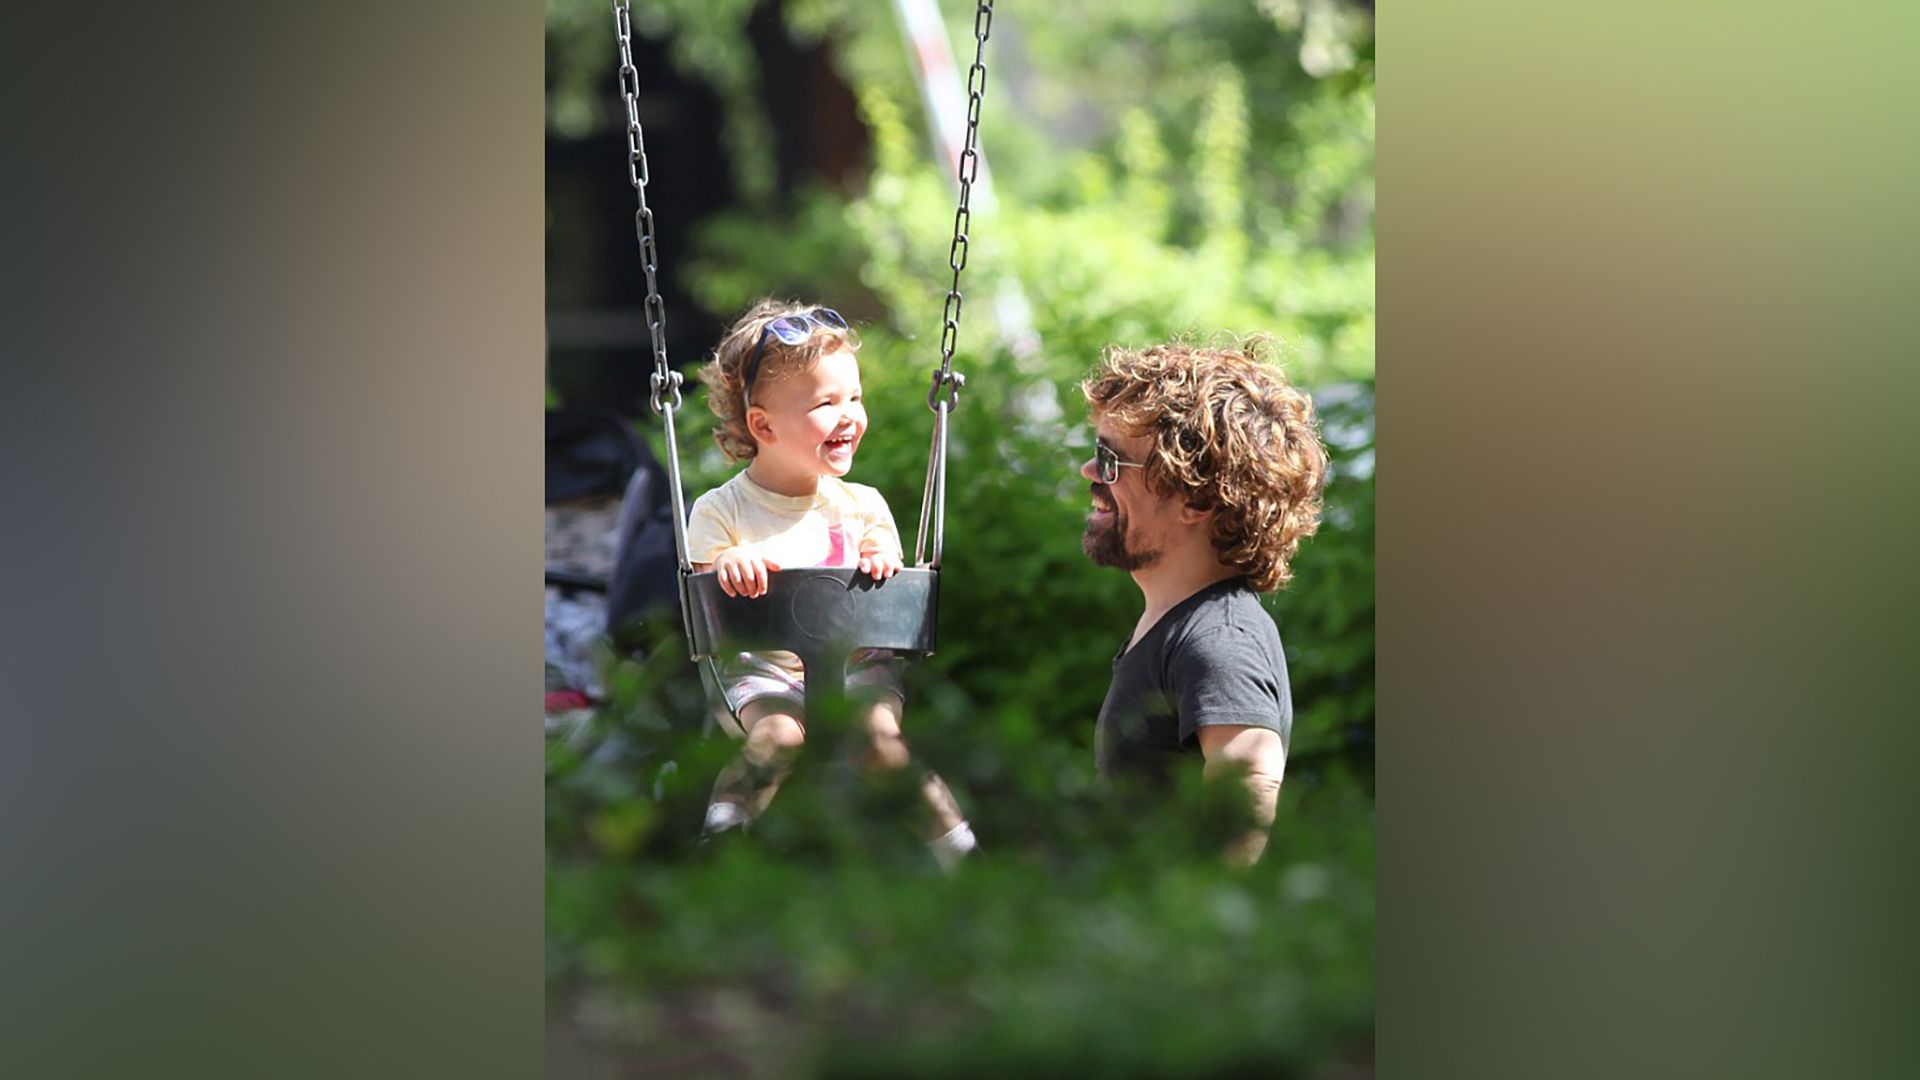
[686, 471, 905, 679]
[686, 470, 902, 570]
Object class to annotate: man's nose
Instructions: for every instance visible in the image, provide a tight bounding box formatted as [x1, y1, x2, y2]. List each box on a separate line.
[1079, 456, 1099, 482]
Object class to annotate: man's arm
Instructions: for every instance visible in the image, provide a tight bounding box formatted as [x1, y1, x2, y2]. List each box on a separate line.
[1196, 724, 1287, 867]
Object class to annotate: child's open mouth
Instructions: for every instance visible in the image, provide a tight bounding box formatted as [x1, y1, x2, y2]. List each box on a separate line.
[823, 433, 856, 456]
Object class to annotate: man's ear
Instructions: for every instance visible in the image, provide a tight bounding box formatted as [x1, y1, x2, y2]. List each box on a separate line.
[1178, 500, 1213, 526]
[746, 406, 776, 445]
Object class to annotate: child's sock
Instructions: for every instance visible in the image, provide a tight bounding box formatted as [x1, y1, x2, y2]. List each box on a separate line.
[703, 800, 750, 836]
[928, 820, 977, 873]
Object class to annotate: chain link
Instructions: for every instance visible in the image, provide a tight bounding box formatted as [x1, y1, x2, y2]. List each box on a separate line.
[609, 0, 693, 580]
[611, 0, 679, 414]
[916, 0, 994, 567]
[929, 0, 993, 414]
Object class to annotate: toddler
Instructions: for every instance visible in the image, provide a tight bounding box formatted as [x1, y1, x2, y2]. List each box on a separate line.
[686, 299, 976, 870]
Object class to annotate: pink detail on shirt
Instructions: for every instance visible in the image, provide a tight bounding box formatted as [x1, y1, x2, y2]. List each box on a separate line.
[825, 523, 852, 567]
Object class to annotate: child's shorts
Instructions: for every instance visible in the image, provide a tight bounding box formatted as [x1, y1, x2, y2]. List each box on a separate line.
[712, 648, 905, 726]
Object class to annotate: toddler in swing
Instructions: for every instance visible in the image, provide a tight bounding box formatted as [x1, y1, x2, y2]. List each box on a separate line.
[686, 299, 976, 870]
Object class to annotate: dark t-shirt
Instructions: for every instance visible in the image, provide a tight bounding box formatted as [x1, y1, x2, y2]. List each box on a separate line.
[1094, 577, 1293, 781]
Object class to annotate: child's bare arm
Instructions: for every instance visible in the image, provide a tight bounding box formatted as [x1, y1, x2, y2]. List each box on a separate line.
[710, 545, 782, 598]
[858, 492, 906, 580]
[858, 538, 903, 580]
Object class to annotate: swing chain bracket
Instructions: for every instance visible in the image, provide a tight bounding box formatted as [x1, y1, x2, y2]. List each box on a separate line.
[650, 369, 684, 415]
[926, 367, 966, 413]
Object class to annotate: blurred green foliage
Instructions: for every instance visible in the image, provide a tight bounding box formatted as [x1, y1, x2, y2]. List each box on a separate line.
[547, 0, 1373, 1073]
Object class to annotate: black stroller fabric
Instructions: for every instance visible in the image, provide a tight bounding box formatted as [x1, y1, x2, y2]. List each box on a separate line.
[605, 446, 685, 647]
[544, 407, 683, 646]
[547, 408, 647, 503]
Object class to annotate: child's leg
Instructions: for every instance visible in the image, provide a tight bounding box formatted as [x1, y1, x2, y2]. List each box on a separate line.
[855, 692, 971, 850]
[704, 697, 806, 833]
[702, 756, 755, 833]
[739, 699, 806, 816]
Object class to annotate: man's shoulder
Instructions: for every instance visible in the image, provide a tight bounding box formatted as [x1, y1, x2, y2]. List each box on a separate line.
[1153, 588, 1282, 686]
[1166, 581, 1279, 645]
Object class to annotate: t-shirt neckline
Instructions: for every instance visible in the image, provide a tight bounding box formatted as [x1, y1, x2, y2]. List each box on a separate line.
[1113, 575, 1249, 664]
[738, 470, 839, 510]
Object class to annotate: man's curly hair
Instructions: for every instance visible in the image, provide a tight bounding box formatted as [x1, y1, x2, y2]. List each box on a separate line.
[700, 298, 859, 462]
[1082, 337, 1329, 592]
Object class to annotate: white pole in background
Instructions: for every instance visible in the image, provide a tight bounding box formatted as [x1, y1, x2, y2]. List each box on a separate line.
[890, 0, 997, 210]
[889, 0, 1045, 371]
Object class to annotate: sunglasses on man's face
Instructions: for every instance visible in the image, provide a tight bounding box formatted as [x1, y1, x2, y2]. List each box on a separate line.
[743, 307, 850, 405]
[1092, 442, 1148, 486]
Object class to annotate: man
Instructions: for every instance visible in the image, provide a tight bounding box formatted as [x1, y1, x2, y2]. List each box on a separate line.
[1079, 339, 1329, 865]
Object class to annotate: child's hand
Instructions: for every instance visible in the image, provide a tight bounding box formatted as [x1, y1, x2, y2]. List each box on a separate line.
[859, 545, 903, 581]
[712, 546, 781, 598]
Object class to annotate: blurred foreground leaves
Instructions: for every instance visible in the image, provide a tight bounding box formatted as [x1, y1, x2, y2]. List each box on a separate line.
[548, 640, 1373, 1075]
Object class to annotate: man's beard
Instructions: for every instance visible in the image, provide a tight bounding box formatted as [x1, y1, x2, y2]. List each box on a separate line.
[1082, 486, 1158, 572]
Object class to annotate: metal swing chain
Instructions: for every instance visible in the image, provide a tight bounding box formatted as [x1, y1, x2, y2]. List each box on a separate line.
[915, 0, 994, 569]
[611, 0, 693, 575]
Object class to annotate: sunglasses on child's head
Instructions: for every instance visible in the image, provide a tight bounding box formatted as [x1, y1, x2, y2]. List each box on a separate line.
[742, 307, 850, 406]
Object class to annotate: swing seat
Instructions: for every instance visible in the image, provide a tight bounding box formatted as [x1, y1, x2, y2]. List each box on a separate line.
[682, 567, 939, 722]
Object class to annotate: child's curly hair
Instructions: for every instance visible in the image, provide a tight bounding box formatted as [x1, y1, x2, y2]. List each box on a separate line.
[1081, 337, 1329, 592]
[700, 298, 860, 461]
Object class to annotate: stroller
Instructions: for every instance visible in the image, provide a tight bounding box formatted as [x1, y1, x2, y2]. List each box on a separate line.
[543, 407, 683, 730]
